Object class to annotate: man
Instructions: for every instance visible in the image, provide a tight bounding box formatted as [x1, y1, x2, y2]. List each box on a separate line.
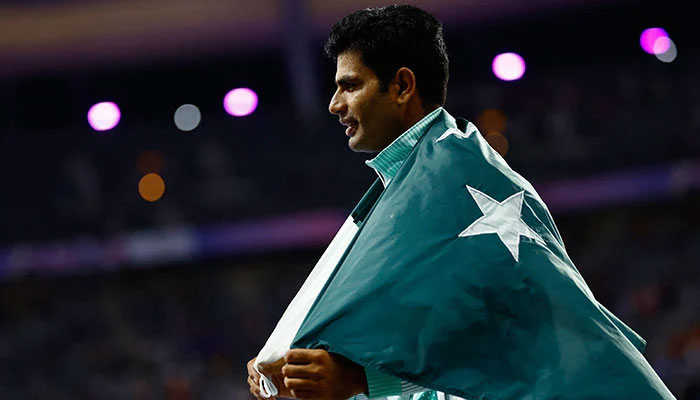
[247, 5, 674, 400]
[249, 6, 447, 398]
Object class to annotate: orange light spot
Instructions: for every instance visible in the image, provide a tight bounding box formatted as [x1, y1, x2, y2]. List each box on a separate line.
[477, 109, 507, 134]
[138, 173, 165, 202]
[484, 131, 510, 157]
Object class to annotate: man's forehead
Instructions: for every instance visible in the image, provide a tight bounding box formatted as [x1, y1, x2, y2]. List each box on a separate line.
[335, 52, 371, 81]
[337, 51, 361, 66]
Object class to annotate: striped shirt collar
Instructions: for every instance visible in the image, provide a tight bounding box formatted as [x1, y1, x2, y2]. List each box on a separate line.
[365, 107, 443, 187]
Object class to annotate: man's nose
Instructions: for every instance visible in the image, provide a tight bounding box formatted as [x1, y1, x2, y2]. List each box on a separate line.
[328, 91, 345, 116]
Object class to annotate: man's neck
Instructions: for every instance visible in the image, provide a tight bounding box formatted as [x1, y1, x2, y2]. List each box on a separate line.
[401, 104, 438, 134]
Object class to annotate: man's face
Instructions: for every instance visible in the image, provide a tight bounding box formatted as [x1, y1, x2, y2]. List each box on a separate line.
[328, 51, 402, 153]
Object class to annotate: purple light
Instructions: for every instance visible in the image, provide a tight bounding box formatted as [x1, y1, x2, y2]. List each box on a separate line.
[652, 36, 671, 55]
[87, 102, 121, 131]
[640, 28, 669, 54]
[492, 53, 526, 82]
[223, 88, 258, 117]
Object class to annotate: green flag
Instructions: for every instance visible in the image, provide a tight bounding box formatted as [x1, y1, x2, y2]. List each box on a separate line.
[292, 110, 674, 399]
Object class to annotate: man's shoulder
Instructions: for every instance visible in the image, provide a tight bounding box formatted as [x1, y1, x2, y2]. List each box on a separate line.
[420, 109, 478, 144]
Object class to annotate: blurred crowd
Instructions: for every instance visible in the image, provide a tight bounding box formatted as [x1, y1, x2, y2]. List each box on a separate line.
[1, 55, 699, 245]
[0, 195, 698, 399]
[0, 254, 307, 400]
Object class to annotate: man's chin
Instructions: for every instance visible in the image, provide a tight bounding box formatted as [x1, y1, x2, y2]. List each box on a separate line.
[348, 136, 363, 152]
[348, 142, 373, 153]
[348, 135, 378, 153]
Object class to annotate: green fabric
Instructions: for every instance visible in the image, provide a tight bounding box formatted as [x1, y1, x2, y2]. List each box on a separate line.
[366, 107, 443, 186]
[365, 368, 403, 398]
[293, 109, 673, 399]
[363, 107, 443, 400]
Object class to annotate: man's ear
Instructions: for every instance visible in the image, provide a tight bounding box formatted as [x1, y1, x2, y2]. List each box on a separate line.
[394, 67, 417, 105]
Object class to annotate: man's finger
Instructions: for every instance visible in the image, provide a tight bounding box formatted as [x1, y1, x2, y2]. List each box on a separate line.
[259, 358, 286, 374]
[247, 358, 261, 380]
[248, 379, 260, 399]
[281, 364, 320, 379]
[284, 377, 316, 390]
[248, 371, 259, 385]
[248, 377, 270, 400]
[284, 348, 321, 364]
[247, 376, 259, 392]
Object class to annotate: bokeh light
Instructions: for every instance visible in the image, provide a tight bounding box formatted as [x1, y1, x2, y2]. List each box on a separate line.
[655, 38, 678, 63]
[174, 104, 202, 131]
[87, 102, 121, 131]
[138, 173, 165, 202]
[223, 88, 258, 117]
[477, 109, 507, 134]
[484, 131, 510, 157]
[492, 53, 526, 81]
[639, 28, 669, 54]
[652, 36, 671, 55]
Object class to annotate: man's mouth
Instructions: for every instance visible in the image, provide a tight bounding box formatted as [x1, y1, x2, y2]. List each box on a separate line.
[340, 119, 358, 137]
[345, 125, 358, 137]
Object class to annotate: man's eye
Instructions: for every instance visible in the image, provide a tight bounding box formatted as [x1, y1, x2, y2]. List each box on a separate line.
[341, 83, 358, 92]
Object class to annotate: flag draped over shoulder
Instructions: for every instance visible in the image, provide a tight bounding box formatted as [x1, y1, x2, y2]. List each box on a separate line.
[287, 110, 674, 399]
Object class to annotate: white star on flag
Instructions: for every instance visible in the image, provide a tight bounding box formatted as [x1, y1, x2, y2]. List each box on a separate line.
[459, 185, 545, 262]
[435, 122, 477, 143]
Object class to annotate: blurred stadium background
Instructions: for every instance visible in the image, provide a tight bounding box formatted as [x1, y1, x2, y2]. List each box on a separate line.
[1, 0, 698, 398]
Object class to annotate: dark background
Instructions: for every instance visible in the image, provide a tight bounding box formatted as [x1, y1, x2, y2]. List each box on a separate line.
[0, 0, 698, 398]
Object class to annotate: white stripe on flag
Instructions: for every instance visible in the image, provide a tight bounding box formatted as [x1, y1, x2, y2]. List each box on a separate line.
[255, 216, 359, 398]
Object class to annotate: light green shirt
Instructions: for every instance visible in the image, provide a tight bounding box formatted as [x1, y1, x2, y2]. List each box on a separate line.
[366, 107, 443, 188]
[357, 107, 444, 400]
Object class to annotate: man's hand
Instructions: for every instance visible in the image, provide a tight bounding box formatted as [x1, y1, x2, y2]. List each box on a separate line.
[247, 357, 293, 399]
[262, 349, 368, 400]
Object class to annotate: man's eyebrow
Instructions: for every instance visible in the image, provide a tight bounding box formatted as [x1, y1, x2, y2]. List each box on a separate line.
[336, 76, 360, 86]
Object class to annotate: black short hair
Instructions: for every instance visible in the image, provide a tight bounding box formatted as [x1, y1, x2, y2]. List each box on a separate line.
[324, 5, 449, 107]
